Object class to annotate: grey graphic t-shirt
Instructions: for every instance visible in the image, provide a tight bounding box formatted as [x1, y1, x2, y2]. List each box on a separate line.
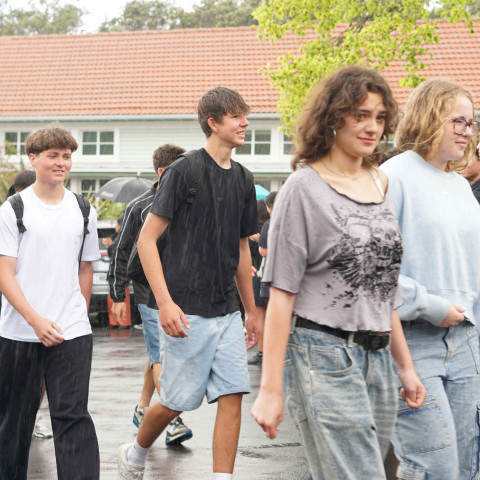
[262, 166, 403, 332]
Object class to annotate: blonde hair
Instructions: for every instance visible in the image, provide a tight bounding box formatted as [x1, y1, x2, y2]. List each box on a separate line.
[395, 79, 476, 172]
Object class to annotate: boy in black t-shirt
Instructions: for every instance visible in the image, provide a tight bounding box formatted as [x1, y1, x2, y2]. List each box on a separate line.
[118, 88, 259, 480]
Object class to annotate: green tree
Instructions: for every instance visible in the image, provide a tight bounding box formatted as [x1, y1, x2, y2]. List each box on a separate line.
[99, 0, 184, 31]
[253, 0, 473, 132]
[0, 0, 84, 35]
[178, 0, 262, 28]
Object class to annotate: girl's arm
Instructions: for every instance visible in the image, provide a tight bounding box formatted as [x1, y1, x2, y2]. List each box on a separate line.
[390, 310, 426, 409]
[251, 286, 296, 438]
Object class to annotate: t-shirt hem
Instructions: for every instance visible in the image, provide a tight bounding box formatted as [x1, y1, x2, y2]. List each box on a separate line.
[0, 328, 92, 343]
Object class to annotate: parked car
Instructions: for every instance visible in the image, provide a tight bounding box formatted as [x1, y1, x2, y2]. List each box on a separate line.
[90, 220, 135, 324]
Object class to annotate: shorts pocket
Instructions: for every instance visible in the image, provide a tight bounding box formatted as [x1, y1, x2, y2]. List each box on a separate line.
[395, 394, 451, 455]
[396, 461, 426, 480]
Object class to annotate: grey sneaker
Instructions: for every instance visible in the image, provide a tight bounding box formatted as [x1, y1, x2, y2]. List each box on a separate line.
[165, 416, 193, 446]
[248, 352, 263, 366]
[132, 405, 148, 429]
[33, 416, 53, 439]
[117, 443, 145, 480]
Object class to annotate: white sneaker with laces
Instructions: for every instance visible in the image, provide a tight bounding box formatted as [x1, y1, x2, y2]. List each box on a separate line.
[117, 443, 145, 480]
[33, 416, 53, 439]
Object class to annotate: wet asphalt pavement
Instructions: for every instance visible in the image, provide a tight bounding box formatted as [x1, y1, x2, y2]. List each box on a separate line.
[27, 325, 398, 479]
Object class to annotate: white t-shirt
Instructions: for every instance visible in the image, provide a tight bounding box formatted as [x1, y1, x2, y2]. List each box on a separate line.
[0, 186, 100, 342]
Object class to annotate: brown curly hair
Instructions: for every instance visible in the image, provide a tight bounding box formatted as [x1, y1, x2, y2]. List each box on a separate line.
[395, 79, 476, 173]
[291, 65, 398, 171]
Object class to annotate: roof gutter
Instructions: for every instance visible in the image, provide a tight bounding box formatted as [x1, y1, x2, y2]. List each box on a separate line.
[0, 113, 280, 123]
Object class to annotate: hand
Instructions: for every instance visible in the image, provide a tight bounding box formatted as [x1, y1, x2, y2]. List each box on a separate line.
[102, 237, 113, 248]
[244, 309, 260, 349]
[31, 315, 64, 347]
[438, 304, 465, 328]
[251, 389, 284, 439]
[158, 301, 190, 337]
[398, 366, 426, 409]
[249, 233, 260, 243]
[111, 302, 127, 325]
[251, 265, 257, 277]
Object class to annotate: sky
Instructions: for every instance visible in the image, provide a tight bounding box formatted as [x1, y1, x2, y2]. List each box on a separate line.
[13, 0, 199, 33]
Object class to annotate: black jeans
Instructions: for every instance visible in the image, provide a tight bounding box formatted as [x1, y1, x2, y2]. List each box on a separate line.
[0, 335, 100, 480]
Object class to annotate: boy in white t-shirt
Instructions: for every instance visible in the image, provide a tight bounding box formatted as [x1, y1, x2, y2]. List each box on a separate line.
[0, 126, 101, 480]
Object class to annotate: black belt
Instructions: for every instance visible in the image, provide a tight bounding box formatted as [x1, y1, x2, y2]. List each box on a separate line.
[295, 316, 390, 351]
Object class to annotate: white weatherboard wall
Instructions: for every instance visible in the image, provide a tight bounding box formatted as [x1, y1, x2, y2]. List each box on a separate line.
[0, 117, 292, 192]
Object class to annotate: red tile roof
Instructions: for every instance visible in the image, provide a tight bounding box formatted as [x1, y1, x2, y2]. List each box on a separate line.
[0, 20, 479, 118]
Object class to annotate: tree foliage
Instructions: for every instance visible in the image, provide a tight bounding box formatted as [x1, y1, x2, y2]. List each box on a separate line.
[100, 0, 261, 31]
[99, 0, 184, 32]
[0, 0, 83, 35]
[253, 0, 473, 132]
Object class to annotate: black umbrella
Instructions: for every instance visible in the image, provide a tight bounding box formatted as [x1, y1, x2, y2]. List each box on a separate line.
[95, 176, 154, 203]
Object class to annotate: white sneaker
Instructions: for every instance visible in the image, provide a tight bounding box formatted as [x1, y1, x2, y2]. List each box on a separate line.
[33, 417, 53, 439]
[117, 443, 145, 480]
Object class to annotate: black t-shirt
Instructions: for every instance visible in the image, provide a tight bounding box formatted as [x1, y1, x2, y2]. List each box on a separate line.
[259, 220, 270, 249]
[148, 148, 257, 317]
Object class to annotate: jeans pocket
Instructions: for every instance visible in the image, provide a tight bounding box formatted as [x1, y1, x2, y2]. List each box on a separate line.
[309, 345, 355, 376]
[283, 357, 307, 425]
[466, 325, 480, 374]
[395, 394, 451, 454]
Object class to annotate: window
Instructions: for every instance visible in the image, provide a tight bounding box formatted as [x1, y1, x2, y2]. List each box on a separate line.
[236, 130, 271, 155]
[81, 179, 96, 196]
[283, 133, 294, 155]
[82, 131, 114, 156]
[5, 131, 30, 155]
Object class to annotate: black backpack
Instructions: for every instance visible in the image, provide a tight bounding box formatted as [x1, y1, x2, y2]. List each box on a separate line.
[8, 192, 91, 264]
[127, 151, 254, 286]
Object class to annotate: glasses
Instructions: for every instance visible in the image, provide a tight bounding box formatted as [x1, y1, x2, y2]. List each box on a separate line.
[447, 118, 480, 136]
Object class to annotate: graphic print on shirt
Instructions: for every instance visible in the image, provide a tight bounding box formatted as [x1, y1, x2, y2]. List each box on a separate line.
[325, 204, 402, 309]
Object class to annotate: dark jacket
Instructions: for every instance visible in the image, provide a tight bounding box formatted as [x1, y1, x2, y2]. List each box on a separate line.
[471, 179, 480, 204]
[108, 183, 157, 304]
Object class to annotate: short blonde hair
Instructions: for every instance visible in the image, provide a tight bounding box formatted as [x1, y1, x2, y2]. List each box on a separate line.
[395, 79, 476, 172]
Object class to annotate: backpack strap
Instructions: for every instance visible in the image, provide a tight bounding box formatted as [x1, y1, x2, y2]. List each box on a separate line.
[73, 192, 91, 264]
[7, 194, 27, 234]
[182, 150, 205, 205]
[238, 163, 254, 209]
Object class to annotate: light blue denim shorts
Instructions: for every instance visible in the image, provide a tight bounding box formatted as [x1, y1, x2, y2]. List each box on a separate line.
[137, 303, 161, 366]
[159, 310, 250, 411]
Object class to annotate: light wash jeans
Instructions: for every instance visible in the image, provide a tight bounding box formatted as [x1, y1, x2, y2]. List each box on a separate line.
[283, 327, 396, 480]
[393, 320, 480, 480]
[137, 303, 161, 366]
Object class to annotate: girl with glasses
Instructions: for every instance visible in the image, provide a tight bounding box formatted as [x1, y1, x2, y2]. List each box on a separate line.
[380, 79, 480, 479]
[250, 65, 425, 480]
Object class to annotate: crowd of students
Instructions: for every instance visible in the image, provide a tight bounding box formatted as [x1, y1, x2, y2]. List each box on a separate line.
[1, 65, 480, 480]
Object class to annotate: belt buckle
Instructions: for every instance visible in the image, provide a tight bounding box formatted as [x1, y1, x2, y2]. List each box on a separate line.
[363, 334, 386, 351]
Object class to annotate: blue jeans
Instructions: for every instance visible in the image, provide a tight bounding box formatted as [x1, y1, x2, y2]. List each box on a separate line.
[137, 303, 161, 366]
[393, 320, 480, 480]
[283, 327, 396, 480]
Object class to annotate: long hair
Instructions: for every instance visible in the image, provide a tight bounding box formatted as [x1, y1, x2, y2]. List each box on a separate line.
[395, 79, 475, 172]
[291, 65, 398, 171]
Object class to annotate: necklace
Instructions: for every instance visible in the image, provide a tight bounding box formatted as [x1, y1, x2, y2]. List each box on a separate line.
[321, 161, 364, 180]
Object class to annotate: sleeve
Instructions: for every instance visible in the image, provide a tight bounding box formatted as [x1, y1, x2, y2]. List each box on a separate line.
[0, 202, 19, 258]
[149, 164, 188, 220]
[261, 180, 308, 294]
[258, 221, 269, 248]
[108, 202, 140, 302]
[381, 163, 450, 325]
[80, 206, 100, 262]
[240, 179, 258, 238]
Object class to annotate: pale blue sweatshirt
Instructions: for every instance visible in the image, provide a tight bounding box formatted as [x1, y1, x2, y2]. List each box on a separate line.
[381, 150, 480, 326]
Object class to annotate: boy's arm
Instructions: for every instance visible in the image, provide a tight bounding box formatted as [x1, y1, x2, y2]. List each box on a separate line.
[235, 237, 259, 349]
[78, 260, 93, 311]
[0, 255, 64, 346]
[137, 212, 190, 337]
